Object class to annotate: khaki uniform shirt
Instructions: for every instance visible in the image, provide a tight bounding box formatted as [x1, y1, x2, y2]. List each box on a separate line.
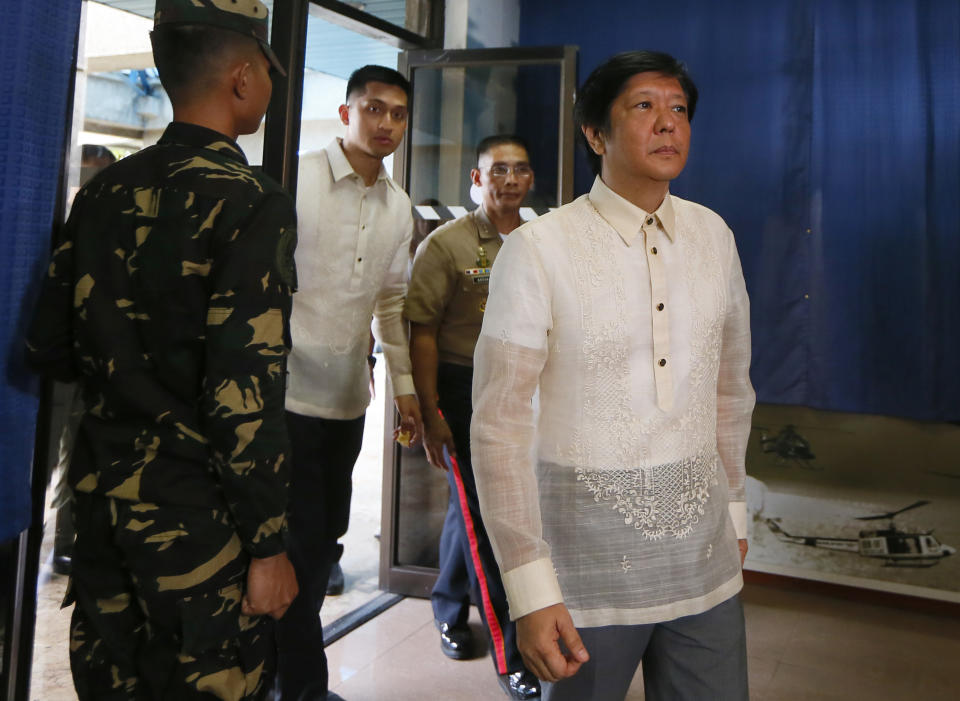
[404, 207, 502, 367]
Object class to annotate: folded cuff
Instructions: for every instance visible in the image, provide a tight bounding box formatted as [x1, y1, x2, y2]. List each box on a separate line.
[729, 500, 747, 540]
[392, 373, 416, 398]
[502, 557, 564, 621]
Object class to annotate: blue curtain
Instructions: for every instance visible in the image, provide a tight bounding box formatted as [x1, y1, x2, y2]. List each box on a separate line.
[0, 0, 80, 542]
[519, 0, 960, 422]
[808, 1, 960, 419]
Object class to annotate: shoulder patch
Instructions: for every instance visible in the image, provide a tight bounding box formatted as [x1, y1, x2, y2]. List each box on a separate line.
[276, 224, 298, 291]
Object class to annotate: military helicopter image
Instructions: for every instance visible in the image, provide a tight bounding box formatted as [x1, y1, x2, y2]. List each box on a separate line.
[765, 500, 956, 567]
[753, 424, 817, 468]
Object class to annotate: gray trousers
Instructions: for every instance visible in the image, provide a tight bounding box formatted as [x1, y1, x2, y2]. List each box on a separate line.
[542, 595, 748, 701]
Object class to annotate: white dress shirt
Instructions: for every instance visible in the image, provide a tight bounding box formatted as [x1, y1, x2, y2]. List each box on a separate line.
[287, 139, 415, 420]
[471, 176, 755, 628]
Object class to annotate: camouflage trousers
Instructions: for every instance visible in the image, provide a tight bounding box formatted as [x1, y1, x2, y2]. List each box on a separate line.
[67, 492, 275, 700]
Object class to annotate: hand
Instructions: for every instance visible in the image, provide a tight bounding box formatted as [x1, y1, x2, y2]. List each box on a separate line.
[368, 360, 376, 399]
[422, 411, 456, 471]
[738, 538, 748, 567]
[242, 552, 298, 620]
[394, 393, 423, 446]
[516, 603, 589, 683]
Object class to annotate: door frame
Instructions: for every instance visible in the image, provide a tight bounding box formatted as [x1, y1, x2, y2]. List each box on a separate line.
[380, 45, 578, 597]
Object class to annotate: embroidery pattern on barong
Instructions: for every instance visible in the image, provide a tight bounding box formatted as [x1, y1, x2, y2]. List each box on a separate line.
[577, 454, 717, 538]
[561, 199, 727, 540]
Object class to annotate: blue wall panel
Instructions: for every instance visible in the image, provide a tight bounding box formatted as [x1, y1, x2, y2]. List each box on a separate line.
[519, 0, 960, 422]
[0, 0, 80, 541]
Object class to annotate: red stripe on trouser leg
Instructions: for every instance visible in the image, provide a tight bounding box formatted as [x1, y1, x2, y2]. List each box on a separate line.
[449, 454, 509, 674]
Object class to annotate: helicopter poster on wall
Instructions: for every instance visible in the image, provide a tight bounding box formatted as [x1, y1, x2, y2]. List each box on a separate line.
[743, 404, 960, 602]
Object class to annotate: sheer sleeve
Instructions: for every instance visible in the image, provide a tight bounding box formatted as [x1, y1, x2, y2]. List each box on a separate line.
[716, 231, 756, 539]
[373, 207, 415, 397]
[471, 230, 562, 619]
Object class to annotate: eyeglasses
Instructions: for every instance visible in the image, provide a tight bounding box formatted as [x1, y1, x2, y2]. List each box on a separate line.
[482, 164, 534, 179]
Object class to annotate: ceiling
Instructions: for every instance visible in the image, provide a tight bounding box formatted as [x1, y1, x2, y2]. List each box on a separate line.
[96, 0, 404, 78]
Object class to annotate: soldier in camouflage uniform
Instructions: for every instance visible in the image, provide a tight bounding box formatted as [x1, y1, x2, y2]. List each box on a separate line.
[25, 2, 298, 699]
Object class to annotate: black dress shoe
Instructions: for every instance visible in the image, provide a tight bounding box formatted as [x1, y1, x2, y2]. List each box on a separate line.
[326, 562, 344, 596]
[52, 553, 72, 576]
[434, 620, 473, 660]
[498, 670, 541, 700]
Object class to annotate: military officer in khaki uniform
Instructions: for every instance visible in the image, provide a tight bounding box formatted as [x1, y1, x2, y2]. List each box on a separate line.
[404, 135, 540, 700]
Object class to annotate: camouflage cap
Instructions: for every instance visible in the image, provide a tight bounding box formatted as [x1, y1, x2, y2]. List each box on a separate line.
[154, 0, 286, 76]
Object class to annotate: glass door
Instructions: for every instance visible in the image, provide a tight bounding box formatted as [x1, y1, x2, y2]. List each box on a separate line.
[380, 45, 578, 596]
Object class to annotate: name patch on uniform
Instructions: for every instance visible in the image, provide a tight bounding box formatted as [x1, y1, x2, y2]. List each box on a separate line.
[464, 267, 491, 285]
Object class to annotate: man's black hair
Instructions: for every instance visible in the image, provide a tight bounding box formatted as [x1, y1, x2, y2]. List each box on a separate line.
[81, 144, 116, 166]
[573, 50, 698, 175]
[150, 24, 260, 104]
[345, 65, 412, 102]
[475, 134, 531, 163]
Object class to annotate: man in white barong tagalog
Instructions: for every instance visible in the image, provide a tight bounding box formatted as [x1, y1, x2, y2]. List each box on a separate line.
[278, 64, 422, 701]
[471, 50, 755, 701]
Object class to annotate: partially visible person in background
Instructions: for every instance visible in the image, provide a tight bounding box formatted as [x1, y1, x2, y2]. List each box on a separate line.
[51, 144, 118, 577]
[79, 144, 116, 185]
[410, 197, 447, 260]
[406, 135, 540, 700]
[279, 64, 422, 701]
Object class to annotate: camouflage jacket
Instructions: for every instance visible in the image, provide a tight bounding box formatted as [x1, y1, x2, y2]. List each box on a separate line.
[26, 122, 297, 559]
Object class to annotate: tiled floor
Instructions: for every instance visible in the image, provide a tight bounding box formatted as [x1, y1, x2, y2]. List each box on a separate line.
[324, 584, 959, 701]
[742, 584, 958, 700]
[25, 568, 960, 700]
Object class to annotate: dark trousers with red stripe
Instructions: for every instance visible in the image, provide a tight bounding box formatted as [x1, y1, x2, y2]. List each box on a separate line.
[431, 362, 524, 676]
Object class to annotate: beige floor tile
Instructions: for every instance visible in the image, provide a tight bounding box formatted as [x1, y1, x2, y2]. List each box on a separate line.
[624, 664, 646, 699]
[326, 598, 437, 687]
[764, 659, 926, 701]
[743, 597, 805, 662]
[913, 666, 958, 700]
[783, 608, 957, 690]
[747, 655, 779, 697]
[743, 583, 960, 700]
[330, 606, 503, 700]
[30, 565, 74, 701]
[741, 584, 809, 674]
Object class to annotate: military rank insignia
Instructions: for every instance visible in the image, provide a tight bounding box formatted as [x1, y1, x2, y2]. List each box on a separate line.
[476, 246, 490, 267]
